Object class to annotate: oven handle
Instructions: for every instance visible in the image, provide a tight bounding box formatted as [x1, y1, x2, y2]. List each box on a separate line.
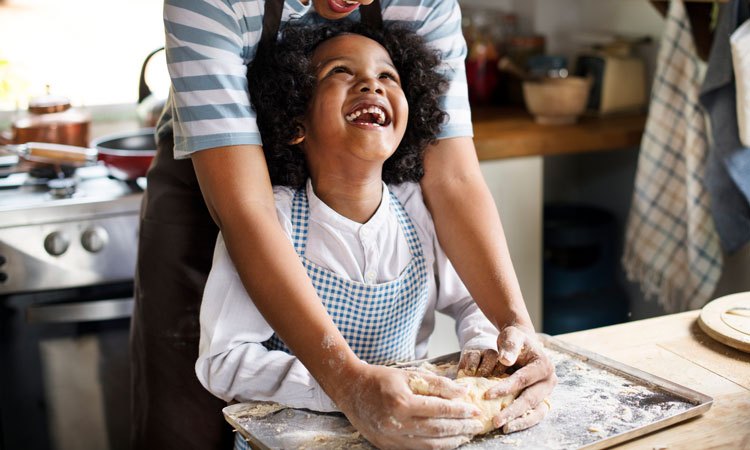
[25, 298, 134, 324]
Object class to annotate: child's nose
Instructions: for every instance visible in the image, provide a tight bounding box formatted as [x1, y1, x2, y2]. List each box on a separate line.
[359, 79, 384, 95]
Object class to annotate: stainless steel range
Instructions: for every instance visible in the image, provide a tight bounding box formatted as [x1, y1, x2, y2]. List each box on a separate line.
[0, 160, 142, 450]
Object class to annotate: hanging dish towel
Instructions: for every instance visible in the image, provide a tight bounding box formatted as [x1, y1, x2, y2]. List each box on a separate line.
[623, 0, 723, 313]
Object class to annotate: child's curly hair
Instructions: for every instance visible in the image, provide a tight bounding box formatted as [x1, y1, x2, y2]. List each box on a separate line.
[248, 21, 449, 188]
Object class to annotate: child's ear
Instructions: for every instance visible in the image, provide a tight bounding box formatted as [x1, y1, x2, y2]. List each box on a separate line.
[288, 123, 305, 145]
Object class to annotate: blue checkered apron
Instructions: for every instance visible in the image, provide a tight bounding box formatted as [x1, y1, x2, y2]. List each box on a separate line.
[265, 188, 429, 365]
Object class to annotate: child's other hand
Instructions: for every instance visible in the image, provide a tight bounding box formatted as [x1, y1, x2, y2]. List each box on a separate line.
[457, 348, 505, 377]
[458, 327, 557, 434]
[333, 363, 484, 449]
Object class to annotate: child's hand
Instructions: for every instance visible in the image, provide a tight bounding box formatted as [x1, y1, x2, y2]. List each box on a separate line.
[458, 348, 506, 377]
[457, 327, 557, 434]
[332, 363, 484, 449]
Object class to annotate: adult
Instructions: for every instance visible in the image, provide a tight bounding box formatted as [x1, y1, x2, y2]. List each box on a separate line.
[131, 1, 556, 449]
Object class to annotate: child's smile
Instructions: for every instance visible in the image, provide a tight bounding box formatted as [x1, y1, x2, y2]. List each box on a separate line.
[345, 102, 390, 127]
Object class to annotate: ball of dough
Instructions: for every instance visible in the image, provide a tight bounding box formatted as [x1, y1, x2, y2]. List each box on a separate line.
[453, 375, 516, 433]
[408, 371, 516, 435]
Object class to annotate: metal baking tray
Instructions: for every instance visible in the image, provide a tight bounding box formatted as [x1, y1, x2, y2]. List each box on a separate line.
[223, 334, 713, 449]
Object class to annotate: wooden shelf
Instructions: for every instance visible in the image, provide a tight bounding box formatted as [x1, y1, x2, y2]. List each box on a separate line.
[471, 107, 646, 160]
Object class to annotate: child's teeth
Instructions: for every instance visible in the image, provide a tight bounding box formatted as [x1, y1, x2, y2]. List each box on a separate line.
[345, 106, 387, 124]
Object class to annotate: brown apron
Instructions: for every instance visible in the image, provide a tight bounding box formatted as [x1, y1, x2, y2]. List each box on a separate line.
[130, 2, 382, 449]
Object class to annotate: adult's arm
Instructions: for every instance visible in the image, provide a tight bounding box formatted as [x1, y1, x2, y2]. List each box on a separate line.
[420, 136, 557, 432]
[192, 145, 483, 449]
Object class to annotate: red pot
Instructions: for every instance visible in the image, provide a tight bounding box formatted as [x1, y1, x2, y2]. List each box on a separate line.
[91, 128, 156, 180]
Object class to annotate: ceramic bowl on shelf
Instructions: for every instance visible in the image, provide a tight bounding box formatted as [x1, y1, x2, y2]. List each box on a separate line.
[522, 76, 592, 125]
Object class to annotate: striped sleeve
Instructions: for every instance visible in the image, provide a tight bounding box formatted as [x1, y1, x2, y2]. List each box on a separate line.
[162, 0, 264, 159]
[383, 0, 473, 139]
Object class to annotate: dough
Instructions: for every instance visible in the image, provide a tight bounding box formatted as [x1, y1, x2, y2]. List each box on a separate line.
[408, 369, 517, 435]
[454, 376, 516, 433]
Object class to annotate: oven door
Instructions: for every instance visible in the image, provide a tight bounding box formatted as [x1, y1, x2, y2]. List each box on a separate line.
[0, 281, 133, 450]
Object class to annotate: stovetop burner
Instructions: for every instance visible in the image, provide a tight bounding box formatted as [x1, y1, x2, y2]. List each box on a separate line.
[47, 177, 78, 198]
[0, 164, 143, 216]
[28, 164, 77, 180]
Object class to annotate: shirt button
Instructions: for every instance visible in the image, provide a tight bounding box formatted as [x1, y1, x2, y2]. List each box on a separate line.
[366, 270, 377, 282]
[361, 227, 371, 237]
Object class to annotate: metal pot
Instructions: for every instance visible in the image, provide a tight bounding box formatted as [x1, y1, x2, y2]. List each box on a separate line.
[90, 128, 156, 180]
[0, 92, 90, 147]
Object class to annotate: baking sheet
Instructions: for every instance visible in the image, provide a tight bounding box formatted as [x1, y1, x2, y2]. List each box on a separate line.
[223, 334, 712, 449]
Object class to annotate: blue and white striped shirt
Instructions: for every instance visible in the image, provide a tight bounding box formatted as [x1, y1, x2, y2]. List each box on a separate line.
[159, 0, 473, 159]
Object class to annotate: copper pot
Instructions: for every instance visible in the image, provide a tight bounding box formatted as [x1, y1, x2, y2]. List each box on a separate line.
[0, 93, 90, 147]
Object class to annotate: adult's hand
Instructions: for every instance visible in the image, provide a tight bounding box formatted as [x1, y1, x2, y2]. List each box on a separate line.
[458, 326, 556, 434]
[332, 363, 484, 450]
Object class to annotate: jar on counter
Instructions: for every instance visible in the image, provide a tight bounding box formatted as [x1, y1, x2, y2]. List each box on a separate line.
[500, 34, 546, 105]
[506, 34, 546, 72]
[463, 9, 501, 105]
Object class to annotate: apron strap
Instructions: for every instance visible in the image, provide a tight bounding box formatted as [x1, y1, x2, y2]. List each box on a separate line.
[360, 0, 383, 29]
[258, 0, 285, 55]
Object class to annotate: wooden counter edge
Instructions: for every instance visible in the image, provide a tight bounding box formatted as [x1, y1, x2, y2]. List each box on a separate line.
[471, 108, 647, 160]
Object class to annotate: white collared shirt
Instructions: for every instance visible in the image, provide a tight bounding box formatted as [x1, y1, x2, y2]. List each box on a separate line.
[197, 180, 497, 411]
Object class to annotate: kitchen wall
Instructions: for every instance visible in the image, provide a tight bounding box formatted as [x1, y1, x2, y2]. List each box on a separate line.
[0, 0, 165, 114]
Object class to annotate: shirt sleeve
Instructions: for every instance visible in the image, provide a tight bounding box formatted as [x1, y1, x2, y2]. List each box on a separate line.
[433, 242, 499, 352]
[196, 189, 338, 412]
[162, 0, 264, 158]
[383, 0, 473, 139]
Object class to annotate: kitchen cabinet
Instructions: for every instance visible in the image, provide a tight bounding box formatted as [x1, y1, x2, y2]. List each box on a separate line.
[476, 109, 644, 330]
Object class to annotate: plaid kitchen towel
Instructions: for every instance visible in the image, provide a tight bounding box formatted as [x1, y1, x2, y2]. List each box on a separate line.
[623, 0, 723, 313]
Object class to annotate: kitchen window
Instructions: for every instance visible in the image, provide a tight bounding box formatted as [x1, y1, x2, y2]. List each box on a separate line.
[0, 0, 167, 119]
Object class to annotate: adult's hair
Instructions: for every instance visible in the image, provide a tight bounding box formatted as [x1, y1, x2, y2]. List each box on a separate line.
[248, 21, 448, 188]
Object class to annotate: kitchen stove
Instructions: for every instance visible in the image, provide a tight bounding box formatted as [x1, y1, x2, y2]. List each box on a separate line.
[0, 164, 142, 294]
[0, 161, 143, 450]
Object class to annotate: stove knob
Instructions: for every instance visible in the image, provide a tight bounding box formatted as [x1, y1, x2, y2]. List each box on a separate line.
[44, 231, 70, 256]
[81, 226, 109, 253]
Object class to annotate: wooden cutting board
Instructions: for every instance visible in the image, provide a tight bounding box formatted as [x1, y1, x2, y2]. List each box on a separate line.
[698, 291, 750, 353]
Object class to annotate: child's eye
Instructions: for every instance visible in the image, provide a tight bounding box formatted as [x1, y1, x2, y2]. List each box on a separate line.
[329, 66, 350, 75]
[379, 72, 397, 81]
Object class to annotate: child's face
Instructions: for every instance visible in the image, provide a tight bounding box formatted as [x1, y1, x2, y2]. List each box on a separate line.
[301, 34, 408, 173]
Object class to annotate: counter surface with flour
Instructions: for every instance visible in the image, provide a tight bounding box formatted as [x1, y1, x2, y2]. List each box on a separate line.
[222, 330, 713, 449]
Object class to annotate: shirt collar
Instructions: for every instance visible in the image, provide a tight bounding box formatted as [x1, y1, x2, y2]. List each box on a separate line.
[306, 179, 392, 233]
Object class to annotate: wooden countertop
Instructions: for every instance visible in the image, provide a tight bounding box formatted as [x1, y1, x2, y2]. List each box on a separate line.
[556, 311, 750, 449]
[471, 107, 647, 160]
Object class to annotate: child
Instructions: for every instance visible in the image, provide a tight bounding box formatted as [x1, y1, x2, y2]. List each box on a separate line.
[196, 19, 498, 434]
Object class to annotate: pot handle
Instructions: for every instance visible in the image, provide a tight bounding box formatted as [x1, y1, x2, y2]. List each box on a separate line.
[138, 47, 166, 104]
[4, 142, 97, 164]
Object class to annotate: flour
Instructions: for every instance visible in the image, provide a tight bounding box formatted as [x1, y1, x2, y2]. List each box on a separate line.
[321, 334, 335, 350]
[233, 401, 286, 419]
